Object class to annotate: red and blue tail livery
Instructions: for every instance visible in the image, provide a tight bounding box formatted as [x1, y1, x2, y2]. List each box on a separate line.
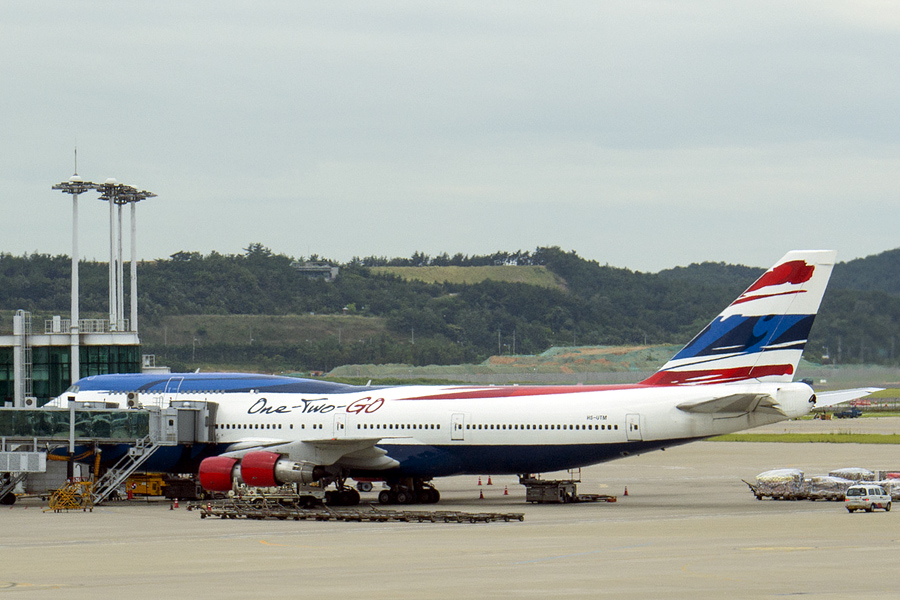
[642, 250, 836, 385]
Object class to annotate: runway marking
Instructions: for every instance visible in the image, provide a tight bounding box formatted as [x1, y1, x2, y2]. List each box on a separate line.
[514, 544, 651, 564]
[743, 546, 816, 552]
[0, 582, 65, 590]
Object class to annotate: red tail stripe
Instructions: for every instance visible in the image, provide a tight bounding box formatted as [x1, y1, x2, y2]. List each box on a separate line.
[746, 260, 815, 293]
[642, 364, 794, 386]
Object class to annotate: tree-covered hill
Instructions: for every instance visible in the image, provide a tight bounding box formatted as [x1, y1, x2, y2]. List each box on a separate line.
[2, 245, 899, 371]
[830, 248, 900, 295]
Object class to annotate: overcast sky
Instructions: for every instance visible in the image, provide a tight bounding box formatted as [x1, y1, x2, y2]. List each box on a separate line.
[1, 1, 898, 272]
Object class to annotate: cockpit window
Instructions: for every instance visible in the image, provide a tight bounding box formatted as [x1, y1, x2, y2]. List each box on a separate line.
[65, 385, 80, 393]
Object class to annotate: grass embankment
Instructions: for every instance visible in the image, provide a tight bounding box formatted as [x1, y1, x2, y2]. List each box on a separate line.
[371, 265, 567, 290]
[712, 433, 900, 444]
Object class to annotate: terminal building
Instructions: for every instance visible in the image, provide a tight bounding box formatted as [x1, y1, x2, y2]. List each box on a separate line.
[0, 311, 141, 407]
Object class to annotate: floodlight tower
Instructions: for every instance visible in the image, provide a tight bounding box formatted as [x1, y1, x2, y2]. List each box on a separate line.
[95, 179, 127, 330]
[119, 187, 156, 332]
[52, 173, 97, 385]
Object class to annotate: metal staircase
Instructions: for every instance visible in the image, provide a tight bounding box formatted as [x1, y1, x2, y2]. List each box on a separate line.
[0, 472, 27, 503]
[91, 435, 162, 504]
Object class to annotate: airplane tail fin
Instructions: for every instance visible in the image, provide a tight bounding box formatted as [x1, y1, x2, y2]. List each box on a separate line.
[642, 250, 837, 386]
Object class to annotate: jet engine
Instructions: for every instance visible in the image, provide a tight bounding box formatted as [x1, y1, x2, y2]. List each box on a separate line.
[198, 451, 327, 492]
[198, 456, 240, 492]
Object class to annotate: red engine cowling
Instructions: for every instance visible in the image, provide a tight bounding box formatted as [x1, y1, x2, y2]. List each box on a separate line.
[199, 452, 326, 492]
[198, 456, 240, 492]
[240, 451, 281, 487]
[240, 451, 326, 488]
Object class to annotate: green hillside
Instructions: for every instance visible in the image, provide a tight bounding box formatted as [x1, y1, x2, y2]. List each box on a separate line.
[3, 245, 900, 374]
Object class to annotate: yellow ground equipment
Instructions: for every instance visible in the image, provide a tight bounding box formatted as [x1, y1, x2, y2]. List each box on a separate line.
[47, 481, 94, 512]
[126, 473, 166, 496]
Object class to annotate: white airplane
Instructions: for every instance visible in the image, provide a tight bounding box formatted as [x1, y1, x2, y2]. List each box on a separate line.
[53, 250, 878, 505]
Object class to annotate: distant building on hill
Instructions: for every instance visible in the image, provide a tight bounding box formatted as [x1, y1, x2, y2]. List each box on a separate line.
[293, 261, 339, 282]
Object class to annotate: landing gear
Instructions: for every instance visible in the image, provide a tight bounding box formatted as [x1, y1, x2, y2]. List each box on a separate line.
[325, 473, 361, 506]
[325, 488, 361, 506]
[377, 479, 440, 505]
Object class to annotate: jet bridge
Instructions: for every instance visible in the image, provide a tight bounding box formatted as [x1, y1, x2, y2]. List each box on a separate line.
[0, 400, 218, 504]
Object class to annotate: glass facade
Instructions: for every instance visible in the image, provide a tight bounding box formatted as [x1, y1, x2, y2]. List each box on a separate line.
[0, 409, 149, 440]
[0, 345, 141, 407]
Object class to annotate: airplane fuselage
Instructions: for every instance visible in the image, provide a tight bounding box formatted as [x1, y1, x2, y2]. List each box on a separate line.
[62, 378, 814, 478]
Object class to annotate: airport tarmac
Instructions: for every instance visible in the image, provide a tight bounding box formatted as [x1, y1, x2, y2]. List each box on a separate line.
[3, 421, 900, 599]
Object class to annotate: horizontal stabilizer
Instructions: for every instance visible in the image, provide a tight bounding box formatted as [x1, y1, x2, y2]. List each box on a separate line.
[677, 393, 782, 415]
[814, 388, 883, 408]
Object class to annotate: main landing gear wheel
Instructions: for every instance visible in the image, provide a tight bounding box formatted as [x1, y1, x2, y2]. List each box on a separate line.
[419, 488, 440, 504]
[377, 480, 441, 505]
[325, 488, 360, 507]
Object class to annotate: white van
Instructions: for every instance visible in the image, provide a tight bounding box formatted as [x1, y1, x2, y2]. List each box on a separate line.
[845, 484, 892, 513]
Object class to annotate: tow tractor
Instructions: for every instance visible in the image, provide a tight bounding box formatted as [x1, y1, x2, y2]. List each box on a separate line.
[519, 470, 617, 504]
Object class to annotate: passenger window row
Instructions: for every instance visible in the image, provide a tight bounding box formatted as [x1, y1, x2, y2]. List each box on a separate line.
[357, 423, 440, 430]
[216, 423, 325, 431]
[467, 423, 618, 431]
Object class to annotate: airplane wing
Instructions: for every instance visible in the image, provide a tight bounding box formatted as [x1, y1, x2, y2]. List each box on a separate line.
[677, 393, 784, 415]
[813, 388, 883, 408]
[221, 437, 400, 470]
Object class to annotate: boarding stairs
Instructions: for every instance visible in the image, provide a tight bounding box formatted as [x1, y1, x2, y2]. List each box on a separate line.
[0, 472, 27, 502]
[91, 435, 162, 504]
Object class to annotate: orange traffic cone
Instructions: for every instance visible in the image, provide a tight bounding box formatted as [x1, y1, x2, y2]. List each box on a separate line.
[477, 477, 482, 486]
[503, 486, 509, 496]
[479, 489, 484, 499]
[624, 486, 629, 496]
[174, 498, 179, 509]
[487, 476, 493, 485]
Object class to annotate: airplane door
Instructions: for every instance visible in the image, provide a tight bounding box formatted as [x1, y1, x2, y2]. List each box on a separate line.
[451, 413, 465, 441]
[165, 377, 184, 394]
[164, 376, 185, 406]
[334, 414, 347, 438]
[626, 414, 642, 441]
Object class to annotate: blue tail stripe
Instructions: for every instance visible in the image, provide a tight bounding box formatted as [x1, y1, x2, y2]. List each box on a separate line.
[671, 314, 814, 361]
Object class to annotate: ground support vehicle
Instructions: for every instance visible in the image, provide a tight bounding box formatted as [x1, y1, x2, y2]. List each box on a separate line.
[845, 485, 892, 513]
[834, 407, 863, 419]
[519, 475, 617, 504]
